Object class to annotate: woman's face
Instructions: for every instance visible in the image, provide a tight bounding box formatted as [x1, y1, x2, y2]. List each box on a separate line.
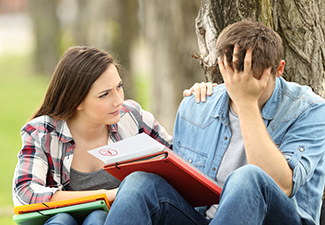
[76, 64, 124, 126]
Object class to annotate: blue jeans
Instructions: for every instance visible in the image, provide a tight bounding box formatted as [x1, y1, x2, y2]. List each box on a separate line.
[105, 165, 302, 225]
[44, 209, 107, 225]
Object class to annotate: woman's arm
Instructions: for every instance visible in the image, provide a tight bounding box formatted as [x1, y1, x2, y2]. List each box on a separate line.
[50, 188, 118, 206]
[13, 126, 58, 206]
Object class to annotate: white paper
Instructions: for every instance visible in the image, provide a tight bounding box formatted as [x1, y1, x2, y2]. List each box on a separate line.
[88, 133, 165, 164]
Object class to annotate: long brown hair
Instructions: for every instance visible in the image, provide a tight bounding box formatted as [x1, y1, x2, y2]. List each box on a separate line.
[32, 46, 119, 120]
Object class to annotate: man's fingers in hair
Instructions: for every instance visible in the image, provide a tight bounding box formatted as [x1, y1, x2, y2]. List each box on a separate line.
[258, 67, 272, 88]
[223, 53, 230, 70]
[218, 57, 226, 76]
[243, 48, 253, 76]
[218, 56, 230, 83]
[233, 44, 240, 72]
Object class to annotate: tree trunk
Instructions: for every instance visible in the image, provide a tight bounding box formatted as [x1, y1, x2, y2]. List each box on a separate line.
[60, 0, 138, 100]
[195, 0, 325, 97]
[29, 0, 60, 76]
[140, 0, 202, 134]
[112, 0, 139, 100]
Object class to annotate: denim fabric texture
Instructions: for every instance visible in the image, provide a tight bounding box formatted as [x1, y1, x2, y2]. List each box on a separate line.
[105, 168, 302, 225]
[173, 77, 325, 224]
[44, 210, 107, 225]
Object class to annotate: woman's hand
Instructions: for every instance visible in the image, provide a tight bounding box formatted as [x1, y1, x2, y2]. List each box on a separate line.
[104, 188, 119, 205]
[183, 82, 217, 103]
[50, 188, 119, 206]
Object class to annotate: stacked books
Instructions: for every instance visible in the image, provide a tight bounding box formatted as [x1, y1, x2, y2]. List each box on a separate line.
[13, 193, 109, 225]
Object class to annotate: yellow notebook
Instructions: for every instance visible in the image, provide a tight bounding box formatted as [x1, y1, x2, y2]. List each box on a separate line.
[13, 193, 110, 215]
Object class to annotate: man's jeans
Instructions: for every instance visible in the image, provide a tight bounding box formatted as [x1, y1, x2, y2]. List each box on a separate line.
[44, 209, 107, 225]
[105, 165, 302, 225]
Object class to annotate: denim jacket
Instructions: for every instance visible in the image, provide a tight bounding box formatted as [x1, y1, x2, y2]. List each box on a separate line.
[173, 77, 325, 224]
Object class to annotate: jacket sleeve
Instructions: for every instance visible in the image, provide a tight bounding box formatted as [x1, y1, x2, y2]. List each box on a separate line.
[280, 102, 325, 197]
[12, 124, 59, 206]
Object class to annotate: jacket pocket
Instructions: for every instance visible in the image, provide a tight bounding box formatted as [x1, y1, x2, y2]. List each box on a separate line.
[177, 145, 208, 172]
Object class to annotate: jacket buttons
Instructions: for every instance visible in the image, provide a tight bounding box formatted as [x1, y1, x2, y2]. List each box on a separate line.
[188, 159, 193, 163]
[212, 167, 216, 171]
[299, 147, 304, 152]
[224, 136, 228, 140]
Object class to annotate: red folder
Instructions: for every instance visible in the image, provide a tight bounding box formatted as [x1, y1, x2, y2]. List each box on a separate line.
[103, 149, 222, 207]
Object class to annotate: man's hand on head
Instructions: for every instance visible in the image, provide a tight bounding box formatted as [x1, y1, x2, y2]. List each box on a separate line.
[218, 44, 271, 110]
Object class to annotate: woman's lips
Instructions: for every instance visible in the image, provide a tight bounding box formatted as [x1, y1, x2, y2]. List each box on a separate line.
[110, 109, 120, 115]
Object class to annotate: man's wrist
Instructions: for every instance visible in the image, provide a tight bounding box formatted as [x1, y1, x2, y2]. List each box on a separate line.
[236, 101, 260, 116]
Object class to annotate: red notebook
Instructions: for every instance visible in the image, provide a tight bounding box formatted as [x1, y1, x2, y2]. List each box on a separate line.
[99, 134, 222, 207]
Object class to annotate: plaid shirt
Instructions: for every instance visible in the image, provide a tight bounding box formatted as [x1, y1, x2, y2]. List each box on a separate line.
[12, 100, 172, 206]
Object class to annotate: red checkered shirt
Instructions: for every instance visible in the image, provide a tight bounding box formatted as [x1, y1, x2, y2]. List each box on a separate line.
[12, 100, 172, 206]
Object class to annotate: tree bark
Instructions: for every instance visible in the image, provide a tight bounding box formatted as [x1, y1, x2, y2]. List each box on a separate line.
[195, 0, 325, 97]
[140, 0, 202, 134]
[277, 0, 325, 97]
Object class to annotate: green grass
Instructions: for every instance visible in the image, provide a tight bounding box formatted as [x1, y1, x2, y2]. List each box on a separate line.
[0, 55, 49, 224]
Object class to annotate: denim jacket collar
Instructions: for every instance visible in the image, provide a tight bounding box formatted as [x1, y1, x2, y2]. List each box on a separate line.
[260, 77, 281, 120]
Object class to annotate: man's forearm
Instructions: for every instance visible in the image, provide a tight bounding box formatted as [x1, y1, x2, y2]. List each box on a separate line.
[237, 103, 293, 196]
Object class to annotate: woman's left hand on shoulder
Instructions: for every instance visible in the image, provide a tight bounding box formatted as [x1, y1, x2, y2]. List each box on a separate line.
[183, 82, 217, 103]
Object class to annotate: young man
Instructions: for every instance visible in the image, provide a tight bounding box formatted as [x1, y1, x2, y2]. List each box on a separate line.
[105, 20, 325, 225]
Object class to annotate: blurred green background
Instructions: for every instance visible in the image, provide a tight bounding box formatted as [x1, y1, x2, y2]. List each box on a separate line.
[0, 0, 204, 224]
[0, 55, 48, 224]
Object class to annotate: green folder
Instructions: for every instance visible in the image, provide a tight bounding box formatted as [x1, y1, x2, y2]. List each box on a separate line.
[13, 200, 109, 225]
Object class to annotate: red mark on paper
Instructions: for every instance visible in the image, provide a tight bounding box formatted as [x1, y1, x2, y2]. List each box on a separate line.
[99, 148, 118, 156]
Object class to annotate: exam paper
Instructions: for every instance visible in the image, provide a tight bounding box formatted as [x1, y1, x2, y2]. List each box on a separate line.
[88, 133, 166, 164]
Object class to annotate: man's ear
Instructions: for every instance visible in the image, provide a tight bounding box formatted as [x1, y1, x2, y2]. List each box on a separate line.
[276, 60, 285, 78]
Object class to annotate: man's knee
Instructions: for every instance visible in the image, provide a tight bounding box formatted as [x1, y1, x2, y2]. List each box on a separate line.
[118, 171, 165, 198]
[122, 172, 163, 189]
[44, 212, 78, 225]
[83, 210, 108, 224]
[226, 165, 268, 190]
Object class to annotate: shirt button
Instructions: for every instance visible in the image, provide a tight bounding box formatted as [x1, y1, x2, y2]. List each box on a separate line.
[188, 159, 193, 163]
[299, 147, 304, 152]
[224, 136, 228, 140]
[212, 167, 216, 171]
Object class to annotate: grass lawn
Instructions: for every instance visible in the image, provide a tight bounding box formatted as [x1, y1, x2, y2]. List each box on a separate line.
[0, 54, 49, 224]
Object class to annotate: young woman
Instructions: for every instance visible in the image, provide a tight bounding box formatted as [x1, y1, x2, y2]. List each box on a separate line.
[12, 46, 213, 225]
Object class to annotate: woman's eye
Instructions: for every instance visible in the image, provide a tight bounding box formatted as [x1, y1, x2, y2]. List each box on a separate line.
[99, 92, 108, 98]
[117, 83, 124, 90]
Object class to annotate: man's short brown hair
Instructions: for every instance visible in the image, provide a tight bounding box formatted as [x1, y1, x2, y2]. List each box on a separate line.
[216, 20, 283, 77]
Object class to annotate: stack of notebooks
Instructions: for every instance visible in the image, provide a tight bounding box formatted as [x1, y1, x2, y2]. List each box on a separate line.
[13, 193, 110, 225]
